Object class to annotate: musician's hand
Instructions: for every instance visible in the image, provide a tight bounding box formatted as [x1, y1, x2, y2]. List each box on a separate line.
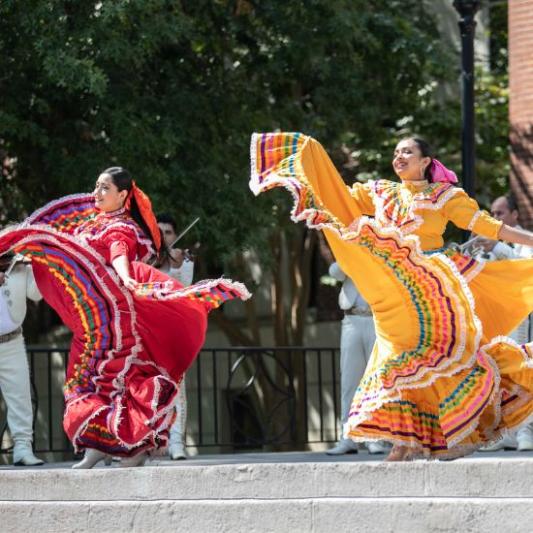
[476, 237, 497, 253]
[183, 248, 195, 261]
[169, 248, 185, 268]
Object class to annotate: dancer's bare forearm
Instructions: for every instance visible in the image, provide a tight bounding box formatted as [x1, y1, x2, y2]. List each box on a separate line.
[499, 225, 533, 247]
[112, 255, 138, 290]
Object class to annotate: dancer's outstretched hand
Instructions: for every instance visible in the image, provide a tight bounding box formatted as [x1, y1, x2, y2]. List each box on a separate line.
[122, 276, 139, 291]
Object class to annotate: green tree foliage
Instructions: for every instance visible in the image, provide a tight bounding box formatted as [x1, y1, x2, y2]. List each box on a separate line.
[1, 1, 450, 249]
[4, 0, 512, 347]
[350, 4, 510, 211]
[351, 66, 509, 210]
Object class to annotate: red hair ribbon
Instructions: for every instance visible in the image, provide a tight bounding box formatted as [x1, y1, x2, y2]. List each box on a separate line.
[125, 181, 162, 252]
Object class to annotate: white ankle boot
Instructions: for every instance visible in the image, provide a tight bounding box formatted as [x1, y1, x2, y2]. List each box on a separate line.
[120, 452, 148, 468]
[72, 448, 109, 469]
[326, 439, 358, 455]
[13, 442, 45, 466]
[169, 442, 186, 460]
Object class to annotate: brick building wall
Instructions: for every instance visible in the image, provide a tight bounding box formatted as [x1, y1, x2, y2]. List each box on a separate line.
[509, 0, 533, 228]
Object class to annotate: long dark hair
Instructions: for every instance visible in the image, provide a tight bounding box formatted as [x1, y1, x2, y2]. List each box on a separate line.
[403, 137, 434, 182]
[102, 166, 158, 251]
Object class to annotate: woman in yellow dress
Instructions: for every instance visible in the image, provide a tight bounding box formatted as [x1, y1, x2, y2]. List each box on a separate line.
[250, 132, 533, 460]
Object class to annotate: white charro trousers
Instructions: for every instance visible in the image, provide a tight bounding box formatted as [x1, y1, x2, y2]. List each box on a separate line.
[167, 260, 194, 449]
[340, 315, 376, 425]
[169, 377, 187, 446]
[0, 335, 34, 444]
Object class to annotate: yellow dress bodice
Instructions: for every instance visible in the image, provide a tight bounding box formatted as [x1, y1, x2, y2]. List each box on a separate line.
[350, 179, 503, 251]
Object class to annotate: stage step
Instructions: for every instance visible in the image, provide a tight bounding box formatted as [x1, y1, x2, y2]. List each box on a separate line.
[1, 451, 532, 532]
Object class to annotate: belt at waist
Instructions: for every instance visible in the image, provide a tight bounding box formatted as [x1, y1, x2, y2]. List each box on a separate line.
[0, 326, 23, 344]
[344, 307, 372, 317]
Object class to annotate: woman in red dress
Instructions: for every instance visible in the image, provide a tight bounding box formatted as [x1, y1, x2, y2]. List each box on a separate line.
[0, 167, 250, 468]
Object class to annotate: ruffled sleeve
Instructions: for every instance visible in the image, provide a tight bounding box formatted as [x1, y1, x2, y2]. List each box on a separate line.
[443, 189, 503, 239]
[349, 182, 375, 216]
[102, 228, 139, 263]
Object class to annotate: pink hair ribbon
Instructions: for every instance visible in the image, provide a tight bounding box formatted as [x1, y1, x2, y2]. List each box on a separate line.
[430, 159, 458, 184]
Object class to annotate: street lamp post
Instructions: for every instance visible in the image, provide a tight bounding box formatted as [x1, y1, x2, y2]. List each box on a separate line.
[453, 0, 480, 198]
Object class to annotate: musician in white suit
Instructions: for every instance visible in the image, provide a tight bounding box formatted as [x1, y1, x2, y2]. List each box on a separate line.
[325, 262, 389, 455]
[157, 214, 195, 460]
[0, 253, 44, 466]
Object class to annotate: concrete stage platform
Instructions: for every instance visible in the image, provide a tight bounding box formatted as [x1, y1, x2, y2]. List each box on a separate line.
[2, 450, 533, 532]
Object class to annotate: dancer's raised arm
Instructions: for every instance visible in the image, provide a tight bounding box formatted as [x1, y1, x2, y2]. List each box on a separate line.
[498, 224, 533, 248]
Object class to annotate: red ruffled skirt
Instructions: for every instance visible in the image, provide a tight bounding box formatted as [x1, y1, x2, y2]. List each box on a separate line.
[0, 197, 250, 456]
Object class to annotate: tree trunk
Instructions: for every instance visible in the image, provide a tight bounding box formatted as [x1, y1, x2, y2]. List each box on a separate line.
[289, 227, 317, 345]
[270, 229, 289, 347]
[287, 227, 317, 445]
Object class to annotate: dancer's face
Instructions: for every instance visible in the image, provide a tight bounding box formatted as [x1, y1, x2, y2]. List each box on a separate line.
[392, 139, 431, 182]
[158, 222, 177, 248]
[93, 174, 128, 212]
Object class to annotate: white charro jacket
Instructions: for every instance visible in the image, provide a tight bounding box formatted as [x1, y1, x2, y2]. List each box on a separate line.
[0, 263, 42, 335]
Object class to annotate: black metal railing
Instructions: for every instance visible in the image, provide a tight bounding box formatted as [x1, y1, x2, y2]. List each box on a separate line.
[0, 346, 341, 458]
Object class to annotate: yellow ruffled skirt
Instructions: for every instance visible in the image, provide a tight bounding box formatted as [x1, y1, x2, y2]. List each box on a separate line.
[250, 132, 533, 458]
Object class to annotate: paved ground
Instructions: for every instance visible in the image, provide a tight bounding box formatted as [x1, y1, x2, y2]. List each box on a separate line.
[2, 448, 532, 470]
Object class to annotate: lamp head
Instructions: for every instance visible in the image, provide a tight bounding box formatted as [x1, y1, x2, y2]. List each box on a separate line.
[453, 0, 480, 16]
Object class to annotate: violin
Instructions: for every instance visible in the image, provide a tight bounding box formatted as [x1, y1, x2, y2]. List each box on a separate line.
[150, 217, 200, 268]
[455, 236, 496, 261]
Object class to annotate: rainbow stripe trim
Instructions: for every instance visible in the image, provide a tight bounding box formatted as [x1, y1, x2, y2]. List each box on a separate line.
[369, 179, 457, 234]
